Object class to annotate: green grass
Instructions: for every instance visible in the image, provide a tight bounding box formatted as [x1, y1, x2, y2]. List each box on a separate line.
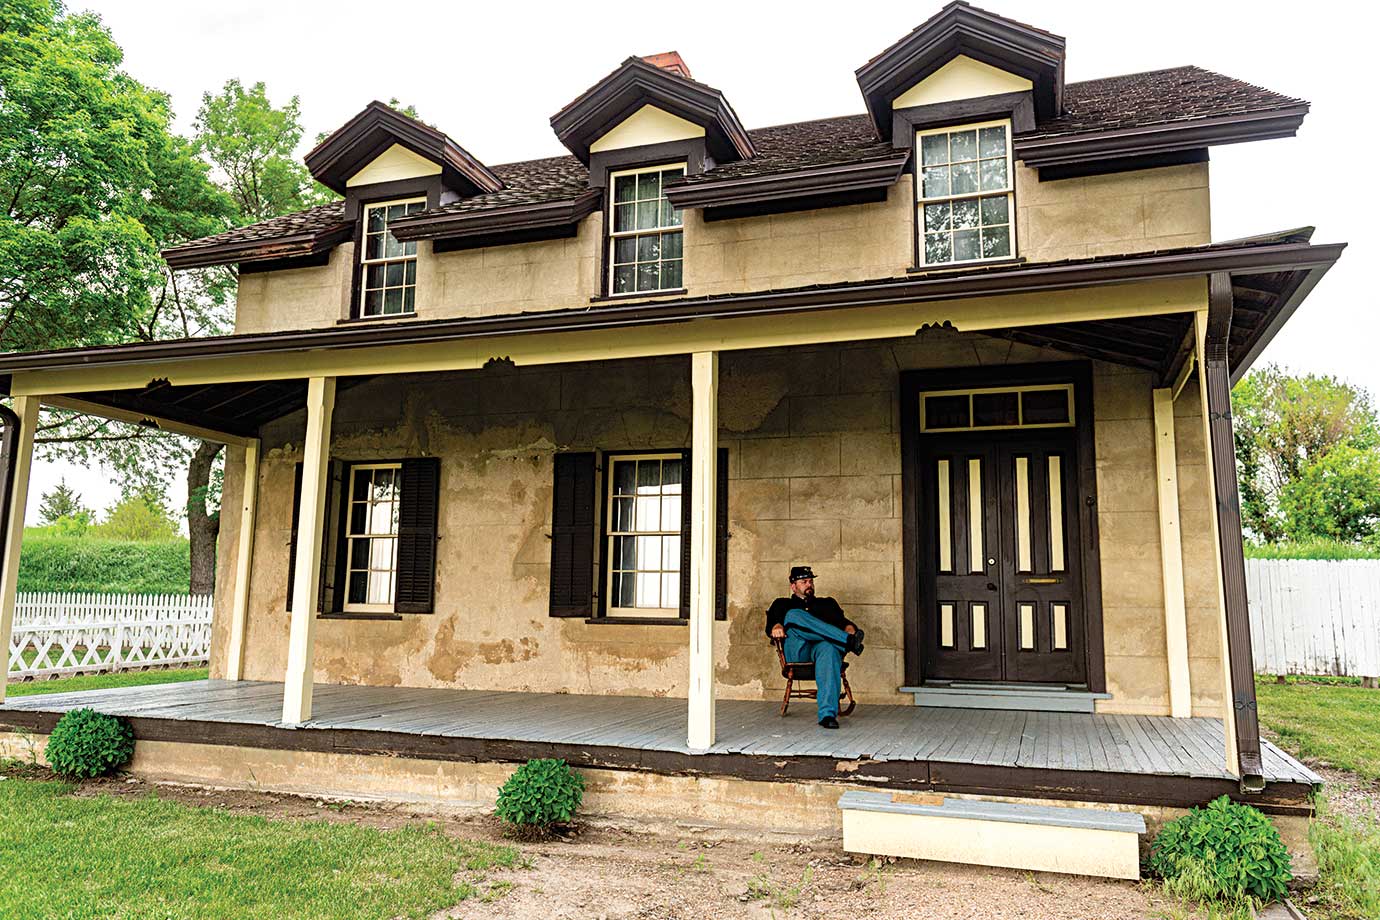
[1255, 676, 1380, 782]
[1244, 539, 1380, 560]
[1310, 798, 1380, 920]
[0, 775, 523, 919]
[5, 667, 208, 697]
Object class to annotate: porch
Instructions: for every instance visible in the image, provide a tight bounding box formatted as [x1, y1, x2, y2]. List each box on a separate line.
[0, 680, 1319, 814]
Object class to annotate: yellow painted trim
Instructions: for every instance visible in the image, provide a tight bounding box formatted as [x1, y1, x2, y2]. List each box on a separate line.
[1047, 455, 1065, 570]
[1153, 387, 1192, 718]
[282, 377, 336, 726]
[894, 55, 1033, 109]
[1015, 456, 1031, 571]
[937, 459, 952, 572]
[0, 396, 37, 704]
[968, 457, 984, 574]
[345, 144, 441, 187]
[687, 351, 717, 751]
[225, 439, 260, 682]
[8, 278, 1209, 396]
[590, 105, 705, 154]
[40, 395, 253, 447]
[1194, 312, 1239, 774]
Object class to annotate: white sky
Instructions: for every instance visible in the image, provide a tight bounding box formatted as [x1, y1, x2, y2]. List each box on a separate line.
[27, 0, 1369, 524]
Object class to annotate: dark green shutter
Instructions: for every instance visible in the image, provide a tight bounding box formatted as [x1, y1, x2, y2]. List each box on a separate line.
[678, 448, 730, 621]
[287, 461, 338, 613]
[287, 463, 302, 612]
[550, 452, 597, 617]
[395, 457, 441, 614]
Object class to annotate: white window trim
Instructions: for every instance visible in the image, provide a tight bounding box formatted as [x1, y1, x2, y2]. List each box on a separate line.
[604, 451, 684, 619]
[915, 118, 1016, 267]
[607, 163, 686, 297]
[342, 461, 403, 614]
[359, 197, 426, 318]
[919, 383, 1075, 433]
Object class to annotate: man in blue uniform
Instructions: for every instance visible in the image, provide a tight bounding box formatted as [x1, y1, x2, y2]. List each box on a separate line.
[765, 566, 863, 729]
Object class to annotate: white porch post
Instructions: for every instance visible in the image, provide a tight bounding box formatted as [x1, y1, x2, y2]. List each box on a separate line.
[687, 351, 718, 751]
[0, 396, 39, 704]
[224, 438, 261, 682]
[281, 377, 335, 725]
[1153, 387, 1192, 718]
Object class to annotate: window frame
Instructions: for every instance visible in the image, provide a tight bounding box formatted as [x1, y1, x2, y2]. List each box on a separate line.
[602, 450, 685, 620]
[919, 383, 1075, 433]
[341, 461, 404, 614]
[914, 118, 1017, 268]
[605, 162, 687, 298]
[358, 197, 427, 319]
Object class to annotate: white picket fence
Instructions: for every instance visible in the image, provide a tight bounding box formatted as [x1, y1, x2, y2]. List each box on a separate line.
[1247, 559, 1380, 679]
[7, 592, 213, 680]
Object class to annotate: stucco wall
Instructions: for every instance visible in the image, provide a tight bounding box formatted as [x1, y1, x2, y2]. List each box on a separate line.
[231, 164, 1211, 336]
[210, 332, 1225, 716]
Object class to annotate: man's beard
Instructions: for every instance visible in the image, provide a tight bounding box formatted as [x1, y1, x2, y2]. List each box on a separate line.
[799, 586, 814, 598]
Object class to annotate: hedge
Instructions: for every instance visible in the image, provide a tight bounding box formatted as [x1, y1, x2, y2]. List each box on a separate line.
[17, 534, 191, 594]
[1243, 538, 1380, 561]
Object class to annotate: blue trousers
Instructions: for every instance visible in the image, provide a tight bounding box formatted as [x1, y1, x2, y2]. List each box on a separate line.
[783, 609, 848, 719]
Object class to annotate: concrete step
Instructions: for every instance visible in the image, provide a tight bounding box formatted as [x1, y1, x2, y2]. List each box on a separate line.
[898, 682, 1112, 713]
[839, 790, 1146, 880]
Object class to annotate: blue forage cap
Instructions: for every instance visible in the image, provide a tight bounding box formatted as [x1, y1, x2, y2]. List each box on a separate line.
[789, 565, 816, 582]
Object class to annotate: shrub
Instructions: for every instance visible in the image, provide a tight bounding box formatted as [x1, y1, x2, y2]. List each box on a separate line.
[1149, 796, 1292, 906]
[44, 708, 135, 778]
[494, 758, 584, 836]
[17, 534, 190, 594]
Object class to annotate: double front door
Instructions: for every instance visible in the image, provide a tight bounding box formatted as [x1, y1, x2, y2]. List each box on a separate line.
[918, 431, 1087, 684]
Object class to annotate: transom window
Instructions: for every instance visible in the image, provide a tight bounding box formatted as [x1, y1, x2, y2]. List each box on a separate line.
[916, 120, 1014, 266]
[344, 463, 401, 612]
[360, 198, 426, 316]
[605, 454, 683, 618]
[609, 164, 684, 295]
[921, 384, 1073, 432]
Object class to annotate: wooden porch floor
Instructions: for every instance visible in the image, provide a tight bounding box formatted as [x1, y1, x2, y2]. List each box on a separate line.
[1, 679, 1318, 789]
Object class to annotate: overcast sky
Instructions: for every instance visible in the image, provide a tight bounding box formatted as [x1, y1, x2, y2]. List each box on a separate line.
[27, 0, 1367, 525]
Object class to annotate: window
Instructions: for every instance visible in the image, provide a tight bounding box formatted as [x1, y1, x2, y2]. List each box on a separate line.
[916, 120, 1014, 266]
[343, 463, 401, 612]
[360, 199, 426, 316]
[609, 164, 684, 294]
[605, 453, 683, 618]
[920, 384, 1073, 432]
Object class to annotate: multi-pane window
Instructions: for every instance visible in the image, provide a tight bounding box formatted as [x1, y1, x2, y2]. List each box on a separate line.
[609, 165, 685, 294]
[360, 199, 426, 316]
[344, 463, 401, 612]
[917, 120, 1014, 266]
[606, 454, 683, 617]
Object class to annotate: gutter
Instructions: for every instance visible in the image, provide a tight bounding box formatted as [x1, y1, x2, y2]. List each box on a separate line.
[663, 154, 910, 210]
[388, 190, 602, 243]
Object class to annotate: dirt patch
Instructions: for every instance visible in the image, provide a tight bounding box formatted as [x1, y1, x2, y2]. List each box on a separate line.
[1313, 765, 1380, 821]
[44, 773, 1185, 919]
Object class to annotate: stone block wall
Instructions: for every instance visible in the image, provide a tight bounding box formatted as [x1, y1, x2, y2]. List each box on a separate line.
[211, 331, 1226, 716]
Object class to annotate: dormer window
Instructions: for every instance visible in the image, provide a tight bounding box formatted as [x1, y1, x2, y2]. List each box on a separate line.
[609, 164, 685, 295]
[360, 198, 426, 316]
[917, 120, 1014, 266]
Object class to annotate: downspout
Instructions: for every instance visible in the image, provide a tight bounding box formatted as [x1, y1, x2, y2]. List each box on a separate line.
[0, 405, 19, 571]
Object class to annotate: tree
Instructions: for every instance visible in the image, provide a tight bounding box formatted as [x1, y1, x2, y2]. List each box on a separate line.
[95, 487, 179, 542]
[1279, 445, 1380, 544]
[38, 479, 87, 525]
[1232, 365, 1379, 542]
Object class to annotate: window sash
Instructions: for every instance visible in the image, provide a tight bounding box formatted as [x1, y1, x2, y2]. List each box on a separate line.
[919, 384, 1075, 433]
[343, 462, 402, 613]
[360, 198, 425, 317]
[608, 164, 685, 296]
[604, 452, 683, 618]
[915, 120, 1015, 267]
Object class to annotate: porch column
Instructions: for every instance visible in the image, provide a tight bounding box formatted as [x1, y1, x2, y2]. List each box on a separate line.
[1195, 274, 1264, 788]
[687, 351, 718, 750]
[0, 397, 39, 704]
[1152, 388, 1192, 718]
[224, 439, 261, 682]
[281, 377, 336, 725]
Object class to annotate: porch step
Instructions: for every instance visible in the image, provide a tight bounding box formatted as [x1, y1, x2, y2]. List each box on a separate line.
[838, 791, 1145, 880]
[898, 682, 1112, 713]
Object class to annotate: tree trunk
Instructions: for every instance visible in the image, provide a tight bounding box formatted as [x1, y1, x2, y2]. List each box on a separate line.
[188, 440, 224, 595]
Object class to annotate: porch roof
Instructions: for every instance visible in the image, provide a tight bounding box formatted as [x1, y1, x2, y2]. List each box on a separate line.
[0, 231, 1344, 441]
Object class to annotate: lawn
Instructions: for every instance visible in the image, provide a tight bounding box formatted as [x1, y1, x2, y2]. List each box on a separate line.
[1255, 675, 1380, 782]
[0, 774, 523, 920]
[5, 667, 208, 697]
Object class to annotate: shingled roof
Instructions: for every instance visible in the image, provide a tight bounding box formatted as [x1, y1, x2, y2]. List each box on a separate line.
[162, 65, 1307, 267]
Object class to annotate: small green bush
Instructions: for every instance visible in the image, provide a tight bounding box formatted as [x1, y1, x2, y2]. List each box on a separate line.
[17, 533, 190, 594]
[44, 708, 135, 778]
[1149, 795, 1292, 906]
[494, 758, 584, 836]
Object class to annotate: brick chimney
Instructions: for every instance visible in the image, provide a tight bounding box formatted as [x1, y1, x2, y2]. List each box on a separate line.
[641, 51, 693, 80]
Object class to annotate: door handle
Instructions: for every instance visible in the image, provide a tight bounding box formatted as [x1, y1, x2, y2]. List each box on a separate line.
[986, 582, 997, 591]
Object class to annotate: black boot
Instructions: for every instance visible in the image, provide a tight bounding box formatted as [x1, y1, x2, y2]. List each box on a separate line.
[818, 716, 840, 729]
[847, 627, 865, 656]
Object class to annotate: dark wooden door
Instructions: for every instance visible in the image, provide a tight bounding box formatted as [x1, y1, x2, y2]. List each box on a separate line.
[919, 431, 1086, 684]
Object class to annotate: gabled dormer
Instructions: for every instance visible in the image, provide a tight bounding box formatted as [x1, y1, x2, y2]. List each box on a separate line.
[856, 0, 1064, 146]
[304, 102, 504, 319]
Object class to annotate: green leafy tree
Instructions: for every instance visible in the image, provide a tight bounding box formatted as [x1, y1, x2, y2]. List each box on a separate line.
[37, 478, 88, 525]
[1279, 445, 1380, 544]
[1232, 365, 1379, 542]
[94, 487, 179, 542]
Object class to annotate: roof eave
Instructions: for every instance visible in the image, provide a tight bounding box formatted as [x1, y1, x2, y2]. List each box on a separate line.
[388, 190, 602, 242]
[160, 224, 353, 271]
[663, 154, 909, 209]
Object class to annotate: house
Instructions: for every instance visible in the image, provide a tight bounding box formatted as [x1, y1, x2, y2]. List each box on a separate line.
[0, 2, 1341, 877]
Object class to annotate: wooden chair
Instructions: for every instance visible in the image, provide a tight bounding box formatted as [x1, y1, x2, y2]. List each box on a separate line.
[772, 637, 856, 718]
